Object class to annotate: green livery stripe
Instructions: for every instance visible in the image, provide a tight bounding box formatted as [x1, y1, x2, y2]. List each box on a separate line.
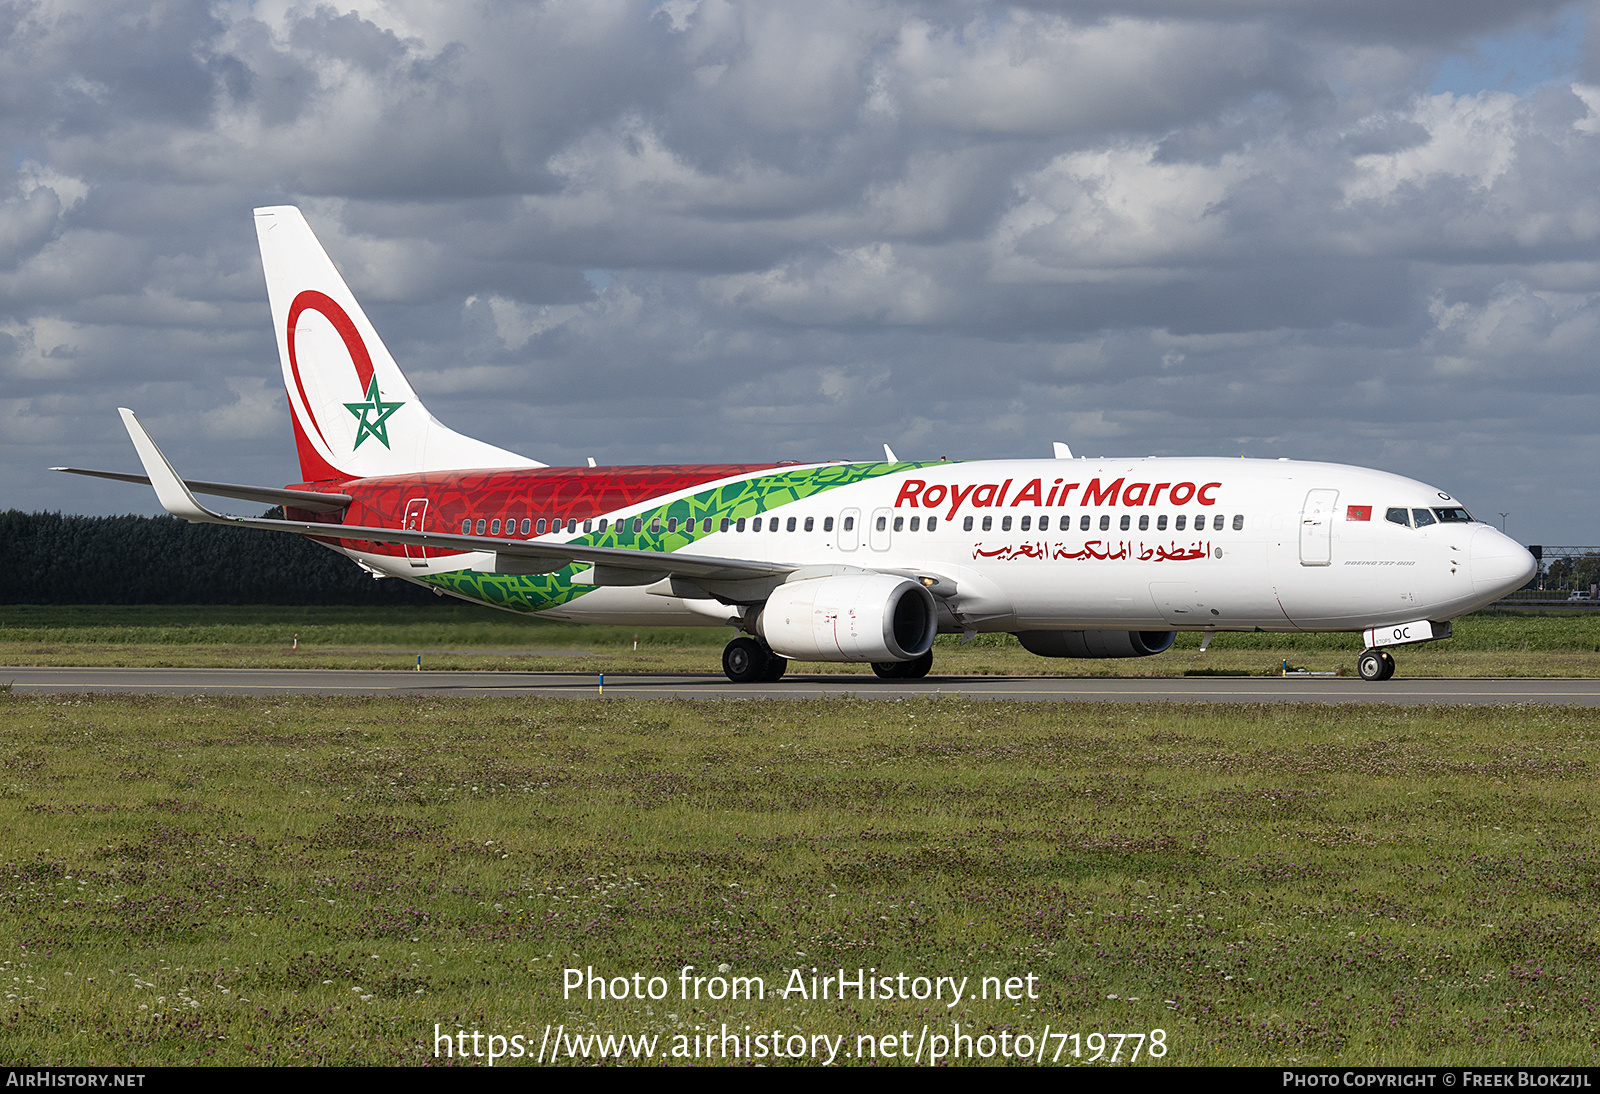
[416, 461, 938, 613]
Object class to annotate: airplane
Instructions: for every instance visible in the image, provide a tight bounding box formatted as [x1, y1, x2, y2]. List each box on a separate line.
[56, 207, 1538, 684]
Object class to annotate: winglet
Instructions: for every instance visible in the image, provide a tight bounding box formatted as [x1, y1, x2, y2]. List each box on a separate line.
[117, 409, 226, 524]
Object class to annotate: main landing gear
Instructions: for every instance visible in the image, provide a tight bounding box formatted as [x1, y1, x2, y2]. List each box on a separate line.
[1357, 647, 1396, 681]
[871, 650, 934, 680]
[722, 636, 788, 683]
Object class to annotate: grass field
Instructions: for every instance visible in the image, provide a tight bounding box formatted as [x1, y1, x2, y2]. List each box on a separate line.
[0, 692, 1597, 1066]
[3, 604, 1599, 678]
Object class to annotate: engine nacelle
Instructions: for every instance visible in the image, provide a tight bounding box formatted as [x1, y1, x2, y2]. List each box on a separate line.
[757, 574, 937, 662]
[1015, 630, 1177, 659]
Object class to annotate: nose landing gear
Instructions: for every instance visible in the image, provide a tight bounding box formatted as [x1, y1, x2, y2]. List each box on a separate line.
[1357, 647, 1396, 681]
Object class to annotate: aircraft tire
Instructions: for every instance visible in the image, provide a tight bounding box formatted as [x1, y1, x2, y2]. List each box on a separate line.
[870, 661, 905, 679]
[899, 650, 934, 679]
[1357, 648, 1395, 682]
[760, 653, 788, 682]
[723, 637, 769, 684]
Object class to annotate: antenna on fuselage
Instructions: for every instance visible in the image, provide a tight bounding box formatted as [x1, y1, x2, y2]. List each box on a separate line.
[1052, 441, 1073, 459]
[883, 443, 899, 462]
[587, 457, 597, 467]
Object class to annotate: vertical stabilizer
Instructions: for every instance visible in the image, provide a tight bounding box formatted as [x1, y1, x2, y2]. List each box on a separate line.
[253, 206, 542, 482]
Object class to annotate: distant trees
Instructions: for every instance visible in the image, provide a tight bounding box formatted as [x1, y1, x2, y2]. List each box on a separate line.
[0, 511, 437, 605]
[1545, 552, 1600, 593]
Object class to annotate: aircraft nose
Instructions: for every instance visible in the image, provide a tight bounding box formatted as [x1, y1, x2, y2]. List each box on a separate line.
[1470, 526, 1537, 601]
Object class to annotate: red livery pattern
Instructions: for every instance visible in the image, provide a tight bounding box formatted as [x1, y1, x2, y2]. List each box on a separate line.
[286, 463, 793, 559]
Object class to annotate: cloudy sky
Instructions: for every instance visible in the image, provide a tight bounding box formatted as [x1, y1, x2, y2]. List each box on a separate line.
[4, 0, 1598, 543]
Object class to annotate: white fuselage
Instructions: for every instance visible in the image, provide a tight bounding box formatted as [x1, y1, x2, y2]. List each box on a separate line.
[358, 457, 1535, 635]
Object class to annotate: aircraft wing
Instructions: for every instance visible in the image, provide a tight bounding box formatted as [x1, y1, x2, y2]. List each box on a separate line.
[50, 467, 353, 513]
[108, 408, 795, 584]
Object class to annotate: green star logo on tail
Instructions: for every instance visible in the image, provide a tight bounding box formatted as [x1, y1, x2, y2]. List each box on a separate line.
[344, 377, 404, 450]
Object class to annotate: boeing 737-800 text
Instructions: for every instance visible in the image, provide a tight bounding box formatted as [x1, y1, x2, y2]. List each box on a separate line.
[57, 208, 1537, 683]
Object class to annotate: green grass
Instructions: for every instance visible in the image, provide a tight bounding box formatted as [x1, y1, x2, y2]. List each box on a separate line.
[3, 605, 1598, 677]
[0, 694, 1597, 1065]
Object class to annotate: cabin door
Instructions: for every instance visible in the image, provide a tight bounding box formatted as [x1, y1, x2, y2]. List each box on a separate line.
[1298, 489, 1338, 567]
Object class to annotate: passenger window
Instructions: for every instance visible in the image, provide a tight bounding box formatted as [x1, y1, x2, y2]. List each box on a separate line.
[787, 517, 797, 532]
[823, 517, 834, 532]
[963, 516, 973, 531]
[1001, 516, 1012, 531]
[1195, 512, 1205, 529]
[1213, 514, 1224, 531]
[476, 519, 486, 535]
[598, 518, 608, 532]
[753, 517, 763, 532]
[1038, 515, 1050, 531]
[490, 519, 501, 535]
[1080, 515, 1090, 531]
[519, 519, 529, 535]
[928, 517, 937, 530]
[804, 516, 814, 532]
[1138, 515, 1149, 531]
[1099, 515, 1110, 531]
[650, 518, 661, 534]
[876, 515, 887, 531]
[1157, 515, 1167, 531]
[632, 518, 644, 533]
[535, 519, 545, 534]
[910, 516, 920, 531]
[583, 520, 593, 533]
[1175, 515, 1186, 531]
[736, 518, 747, 532]
[982, 516, 993, 531]
[893, 516, 904, 532]
[843, 516, 853, 531]
[1412, 508, 1436, 528]
[461, 519, 471, 534]
[667, 517, 678, 533]
[1120, 515, 1131, 531]
[1232, 514, 1244, 531]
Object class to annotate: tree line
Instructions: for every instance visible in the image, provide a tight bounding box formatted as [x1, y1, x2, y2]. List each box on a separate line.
[0, 510, 438, 605]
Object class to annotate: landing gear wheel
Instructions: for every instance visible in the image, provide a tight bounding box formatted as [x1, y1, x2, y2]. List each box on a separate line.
[723, 637, 768, 683]
[871, 650, 933, 680]
[760, 653, 788, 682]
[1357, 648, 1396, 682]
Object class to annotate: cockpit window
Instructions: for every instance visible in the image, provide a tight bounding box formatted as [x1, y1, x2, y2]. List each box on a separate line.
[1411, 508, 1436, 528]
[1432, 507, 1473, 523]
[1385, 507, 1409, 527]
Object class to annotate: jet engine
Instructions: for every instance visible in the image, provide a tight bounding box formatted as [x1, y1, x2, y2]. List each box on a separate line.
[1015, 630, 1177, 658]
[757, 574, 937, 662]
